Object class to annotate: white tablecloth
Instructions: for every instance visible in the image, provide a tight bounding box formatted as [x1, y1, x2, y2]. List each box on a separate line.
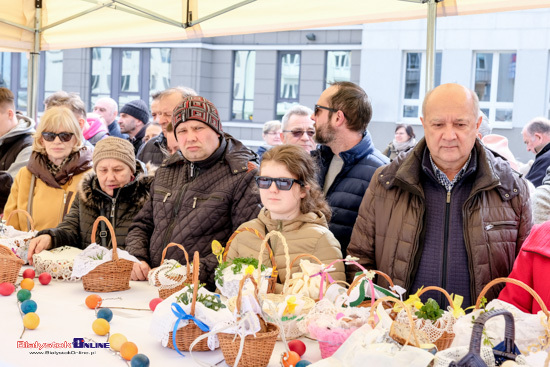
[0, 268, 321, 367]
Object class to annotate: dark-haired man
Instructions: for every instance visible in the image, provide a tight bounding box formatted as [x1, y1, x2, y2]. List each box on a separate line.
[311, 82, 389, 254]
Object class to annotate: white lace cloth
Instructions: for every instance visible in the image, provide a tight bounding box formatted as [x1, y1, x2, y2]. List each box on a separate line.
[215, 265, 272, 298]
[0, 225, 37, 264]
[150, 286, 234, 350]
[33, 246, 83, 281]
[148, 259, 191, 289]
[71, 243, 140, 277]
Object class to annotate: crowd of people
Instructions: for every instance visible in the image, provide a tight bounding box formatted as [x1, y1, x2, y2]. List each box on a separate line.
[0, 81, 548, 311]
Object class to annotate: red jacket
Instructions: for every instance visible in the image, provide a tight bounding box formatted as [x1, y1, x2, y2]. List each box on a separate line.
[499, 222, 550, 314]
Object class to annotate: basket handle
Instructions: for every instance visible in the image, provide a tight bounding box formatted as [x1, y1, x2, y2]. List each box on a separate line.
[6, 209, 35, 231]
[91, 216, 118, 260]
[416, 286, 455, 310]
[223, 227, 264, 262]
[475, 277, 549, 317]
[189, 251, 200, 317]
[289, 253, 323, 270]
[161, 243, 191, 281]
[368, 296, 421, 347]
[347, 269, 394, 295]
[236, 274, 259, 313]
[467, 309, 517, 361]
[256, 230, 285, 289]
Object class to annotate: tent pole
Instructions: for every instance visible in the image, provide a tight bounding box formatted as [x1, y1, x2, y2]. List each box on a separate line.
[425, 0, 437, 93]
[28, 1, 41, 120]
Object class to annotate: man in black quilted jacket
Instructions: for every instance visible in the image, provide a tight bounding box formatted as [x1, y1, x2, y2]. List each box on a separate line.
[125, 96, 261, 289]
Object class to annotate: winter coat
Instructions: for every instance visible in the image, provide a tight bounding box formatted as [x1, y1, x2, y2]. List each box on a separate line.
[226, 208, 345, 292]
[532, 167, 550, 224]
[36, 162, 153, 250]
[4, 148, 93, 231]
[526, 142, 550, 187]
[382, 138, 417, 161]
[311, 131, 389, 254]
[499, 222, 550, 314]
[137, 133, 168, 166]
[125, 134, 262, 288]
[347, 138, 532, 303]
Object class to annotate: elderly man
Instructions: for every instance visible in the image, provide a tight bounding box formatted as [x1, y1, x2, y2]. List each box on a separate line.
[0, 87, 35, 213]
[126, 96, 261, 288]
[311, 81, 388, 254]
[280, 105, 316, 152]
[137, 86, 197, 165]
[347, 83, 532, 307]
[522, 117, 550, 187]
[93, 97, 126, 139]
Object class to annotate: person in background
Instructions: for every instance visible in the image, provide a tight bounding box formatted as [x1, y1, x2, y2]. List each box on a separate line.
[347, 83, 532, 308]
[4, 106, 93, 231]
[144, 122, 162, 144]
[227, 144, 345, 292]
[26, 137, 153, 263]
[522, 117, 550, 187]
[119, 99, 150, 155]
[310, 81, 389, 255]
[84, 113, 109, 146]
[281, 105, 316, 153]
[383, 124, 416, 161]
[257, 120, 282, 160]
[126, 96, 261, 288]
[93, 97, 127, 139]
[0, 87, 35, 213]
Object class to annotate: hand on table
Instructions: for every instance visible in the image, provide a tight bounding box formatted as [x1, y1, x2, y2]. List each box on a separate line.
[28, 234, 53, 265]
[131, 261, 151, 281]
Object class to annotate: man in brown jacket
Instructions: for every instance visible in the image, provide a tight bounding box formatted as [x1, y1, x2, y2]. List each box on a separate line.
[347, 83, 532, 307]
[126, 96, 261, 288]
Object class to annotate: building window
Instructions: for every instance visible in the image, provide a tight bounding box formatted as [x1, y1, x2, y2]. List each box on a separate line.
[149, 48, 171, 98]
[326, 51, 351, 88]
[401, 51, 442, 121]
[276, 51, 300, 120]
[231, 50, 255, 121]
[42, 51, 63, 108]
[474, 52, 516, 126]
[91, 48, 113, 105]
[0, 52, 11, 89]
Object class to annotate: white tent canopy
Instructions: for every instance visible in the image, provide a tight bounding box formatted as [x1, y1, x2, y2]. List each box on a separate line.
[1, 0, 550, 117]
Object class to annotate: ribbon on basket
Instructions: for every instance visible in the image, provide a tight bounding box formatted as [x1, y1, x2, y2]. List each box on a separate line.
[171, 302, 211, 357]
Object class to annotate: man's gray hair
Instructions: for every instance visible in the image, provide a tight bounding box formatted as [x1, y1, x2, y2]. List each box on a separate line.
[263, 120, 281, 134]
[281, 105, 313, 130]
[478, 111, 492, 138]
[95, 97, 118, 111]
[158, 86, 198, 100]
[524, 117, 550, 136]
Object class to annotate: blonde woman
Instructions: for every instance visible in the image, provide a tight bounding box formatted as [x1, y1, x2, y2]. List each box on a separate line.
[4, 106, 93, 231]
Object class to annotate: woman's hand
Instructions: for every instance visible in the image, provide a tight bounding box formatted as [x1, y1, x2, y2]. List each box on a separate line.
[131, 261, 151, 281]
[28, 235, 53, 265]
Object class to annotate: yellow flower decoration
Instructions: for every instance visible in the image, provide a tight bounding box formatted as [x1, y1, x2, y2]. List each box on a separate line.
[244, 265, 255, 275]
[283, 296, 298, 315]
[450, 294, 466, 318]
[211, 240, 224, 264]
[394, 286, 424, 313]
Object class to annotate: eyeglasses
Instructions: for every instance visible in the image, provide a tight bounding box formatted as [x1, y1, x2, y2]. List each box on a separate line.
[254, 176, 305, 191]
[314, 104, 339, 115]
[41, 132, 74, 142]
[282, 129, 315, 138]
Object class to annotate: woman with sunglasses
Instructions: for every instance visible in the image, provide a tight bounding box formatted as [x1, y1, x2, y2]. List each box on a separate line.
[4, 106, 93, 231]
[226, 144, 345, 292]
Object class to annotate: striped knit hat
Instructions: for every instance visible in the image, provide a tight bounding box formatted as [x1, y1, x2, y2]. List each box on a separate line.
[172, 96, 222, 136]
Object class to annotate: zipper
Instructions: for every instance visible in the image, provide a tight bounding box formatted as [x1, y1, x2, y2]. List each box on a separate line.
[190, 163, 195, 178]
[161, 183, 189, 247]
[192, 195, 224, 209]
[441, 190, 451, 306]
[155, 188, 172, 203]
[484, 221, 517, 231]
[60, 192, 68, 222]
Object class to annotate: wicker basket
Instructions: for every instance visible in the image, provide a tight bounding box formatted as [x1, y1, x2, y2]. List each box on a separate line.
[287, 253, 324, 301]
[0, 244, 24, 284]
[218, 274, 279, 367]
[218, 227, 277, 296]
[347, 269, 397, 309]
[1, 209, 37, 264]
[81, 216, 134, 292]
[151, 242, 191, 299]
[166, 251, 211, 352]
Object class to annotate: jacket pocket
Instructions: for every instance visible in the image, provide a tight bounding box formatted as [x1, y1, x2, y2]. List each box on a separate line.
[153, 188, 173, 203]
[484, 220, 518, 231]
[192, 195, 225, 209]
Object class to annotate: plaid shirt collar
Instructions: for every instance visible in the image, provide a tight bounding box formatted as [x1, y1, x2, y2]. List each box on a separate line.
[429, 153, 472, 192]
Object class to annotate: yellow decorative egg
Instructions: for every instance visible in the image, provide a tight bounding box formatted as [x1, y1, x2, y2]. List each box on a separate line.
[108, 333, 127, 351]
[92, 318, 110, 336]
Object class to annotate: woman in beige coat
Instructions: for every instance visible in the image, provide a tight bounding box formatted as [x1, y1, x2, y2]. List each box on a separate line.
[226, 144, 344, 292]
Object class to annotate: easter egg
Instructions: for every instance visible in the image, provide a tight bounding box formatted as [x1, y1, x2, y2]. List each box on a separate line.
[296, 361, 312, 367]
[0, 282, 15, 296]
[108, 333, 128, 352]
[149, 298, 162, 311]
[21, 300, 38, 314]
[38, 272, 52, 285]
[20, 278, 34, 290]
[282, 351, 301, 367]
[92, 318, 110, 336]
[131, 354, 150, 367]
[23, 269, 36, 279]
[17, 289, 32, 302]
[97, 308, 113, 322]
[288, 339, 306, 357]
[85, 294, 102, 309]
[23, 312, 40, 329]
[120, 341, 138, 361]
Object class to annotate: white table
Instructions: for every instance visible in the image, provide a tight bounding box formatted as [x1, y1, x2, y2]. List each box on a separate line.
[0, 270, 321, 367]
